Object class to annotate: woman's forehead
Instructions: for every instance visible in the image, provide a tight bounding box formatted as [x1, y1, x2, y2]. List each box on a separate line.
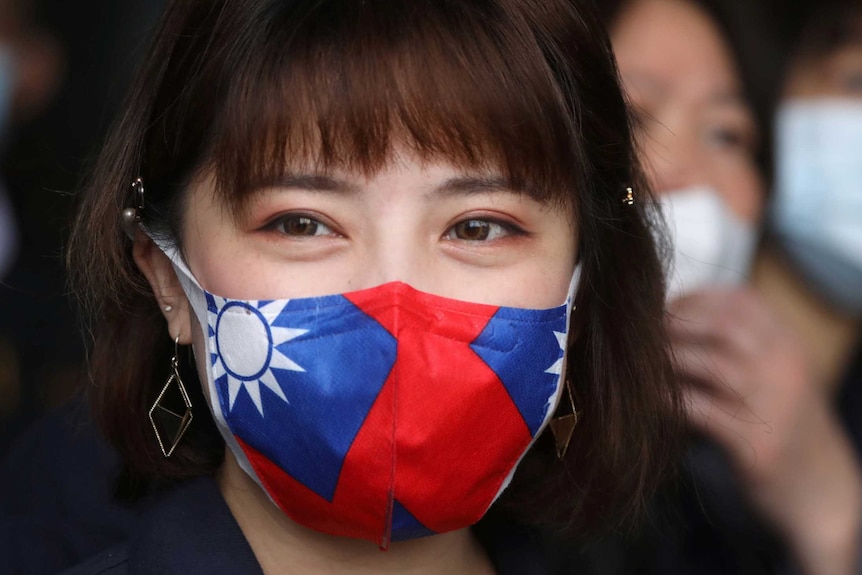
[613, 0, 741, 101]
[195, 150, 536, 211]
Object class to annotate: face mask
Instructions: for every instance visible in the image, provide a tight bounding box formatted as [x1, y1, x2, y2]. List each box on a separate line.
[658, 186, 757, 301]
[161, 243, 578, 547]
[772, 100, 862, 314]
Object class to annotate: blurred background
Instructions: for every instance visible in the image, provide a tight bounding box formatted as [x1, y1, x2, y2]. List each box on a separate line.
[0, 0, 164, 449]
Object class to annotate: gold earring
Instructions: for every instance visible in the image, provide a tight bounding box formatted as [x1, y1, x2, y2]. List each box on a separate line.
[549, 378, 578, 460]
[149, 336, 193, 457]
[622, 187, 635, 206]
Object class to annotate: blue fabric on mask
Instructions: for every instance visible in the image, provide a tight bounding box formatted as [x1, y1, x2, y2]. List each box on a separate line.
[772, 100, 862, 314]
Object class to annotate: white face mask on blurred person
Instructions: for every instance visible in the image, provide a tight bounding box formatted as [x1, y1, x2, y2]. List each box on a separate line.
[659, 186, 757, 301]
[772, 100, 862, 315]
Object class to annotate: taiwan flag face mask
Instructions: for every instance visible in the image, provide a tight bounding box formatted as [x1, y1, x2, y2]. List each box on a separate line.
[161, 242, 579, 547]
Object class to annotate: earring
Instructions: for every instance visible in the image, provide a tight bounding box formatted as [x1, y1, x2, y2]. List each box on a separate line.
[163, 305, 173, 313]
[549, 378, 578, 460]
[149, 336, 194, 457]
[622, 187, 635, 206]
[122, 178, 146, 240]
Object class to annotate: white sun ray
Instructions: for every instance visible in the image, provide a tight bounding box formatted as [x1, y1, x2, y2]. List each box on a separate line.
[228, 378, 243, 410]
[545, 331, 568, 375]
[208, 298, 308, 416]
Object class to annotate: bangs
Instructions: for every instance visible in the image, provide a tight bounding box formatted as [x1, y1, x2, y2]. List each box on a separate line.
[204, 0, 580, 208]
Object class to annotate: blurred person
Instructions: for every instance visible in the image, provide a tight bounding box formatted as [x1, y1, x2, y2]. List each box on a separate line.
[0, 0, 61, 280]
[596, 1, 862, 574]
[755, 0, 862, 564]
[758, 0, 862, 395]
[0, 0, 167, 450]
[0, 2, 166, 575]
[0, 0, 61, 427]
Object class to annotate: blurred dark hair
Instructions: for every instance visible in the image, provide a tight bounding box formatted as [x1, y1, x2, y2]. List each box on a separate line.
[68, 0, 683, 537]
[598, 0, 782, 182]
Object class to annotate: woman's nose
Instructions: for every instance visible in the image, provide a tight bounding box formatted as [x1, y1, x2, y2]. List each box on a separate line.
[351, 235, 431, 292]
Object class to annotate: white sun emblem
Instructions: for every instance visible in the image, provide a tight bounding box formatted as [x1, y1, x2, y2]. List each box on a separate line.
[544, 331, 567, 375]
[209, 297, 308, 415]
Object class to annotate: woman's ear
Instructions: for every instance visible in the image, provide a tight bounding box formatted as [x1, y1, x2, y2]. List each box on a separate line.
[132, 232, 193, 345]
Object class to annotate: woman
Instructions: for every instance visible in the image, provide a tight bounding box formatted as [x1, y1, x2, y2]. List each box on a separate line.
[598, 1, 862, 574]
[61, 0, 682, 573]
[763, 1, 862, 571]
[767, 0, 862, 395]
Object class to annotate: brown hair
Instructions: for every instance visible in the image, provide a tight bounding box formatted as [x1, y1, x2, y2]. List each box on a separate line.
[793, 1, 862, 60]
[68, 0, 683, 536]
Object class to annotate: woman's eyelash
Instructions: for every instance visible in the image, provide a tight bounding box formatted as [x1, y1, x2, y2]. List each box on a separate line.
[445, 218, 528, 241]
[705, 125, 756, 154]
[261, 213, 338, 237]
[260, 213, 527, 242]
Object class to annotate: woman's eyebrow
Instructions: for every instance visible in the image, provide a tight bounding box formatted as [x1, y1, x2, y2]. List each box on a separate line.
[431, 176, 516, 198]
[268, 174, 360, 194]
[262, 174, 518, 198]
[707, 88, 749, 109]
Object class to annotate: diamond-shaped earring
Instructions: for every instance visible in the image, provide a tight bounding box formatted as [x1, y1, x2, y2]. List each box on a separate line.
[549, 378, 578, 460]
[149, 336, 193, 457]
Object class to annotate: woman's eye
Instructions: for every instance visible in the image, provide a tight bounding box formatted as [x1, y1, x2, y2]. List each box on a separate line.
[703, 126, 752, 155]
[444, 219, 515, 242]
[269, 215, 335, 237]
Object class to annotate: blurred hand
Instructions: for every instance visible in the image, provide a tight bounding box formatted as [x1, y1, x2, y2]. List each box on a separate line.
[670, 287, 862, 575]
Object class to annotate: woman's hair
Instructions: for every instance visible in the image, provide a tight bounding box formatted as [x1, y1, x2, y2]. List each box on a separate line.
[68, 0, 683, 536]
[790, 1, 862, 61]
[598, 0, 782, 182]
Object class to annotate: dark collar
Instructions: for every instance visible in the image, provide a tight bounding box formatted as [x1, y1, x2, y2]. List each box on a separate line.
[126, 476, 554, 575]
[126, 476, 263, 575]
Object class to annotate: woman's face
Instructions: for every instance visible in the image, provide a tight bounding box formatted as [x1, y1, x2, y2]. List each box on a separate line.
[173, 149, 576, 315]
[611, 0, 764, 224]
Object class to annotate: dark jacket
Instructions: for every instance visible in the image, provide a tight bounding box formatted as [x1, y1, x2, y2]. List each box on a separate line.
[58, 477, 262, 575]
[59, 475, 562, 575]
[0, 400, 137, 575]
[1, 399, 570, 575]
